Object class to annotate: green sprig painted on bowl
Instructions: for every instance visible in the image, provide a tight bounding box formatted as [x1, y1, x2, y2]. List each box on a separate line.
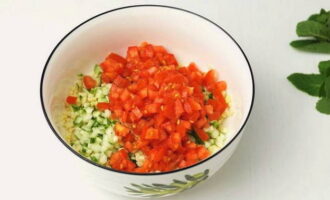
[125, 169, 210, 197]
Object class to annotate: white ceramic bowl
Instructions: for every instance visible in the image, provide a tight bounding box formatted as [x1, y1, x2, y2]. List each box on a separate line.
[40, 5, 254, 198]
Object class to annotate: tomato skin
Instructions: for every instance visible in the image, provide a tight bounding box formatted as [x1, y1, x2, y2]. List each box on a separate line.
[66, 96, 77, 104]
[97, 102, 110, 111]
[83, 76, 97, 89]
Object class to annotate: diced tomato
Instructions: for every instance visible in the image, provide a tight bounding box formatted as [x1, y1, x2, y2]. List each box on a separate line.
[194, 117, 207, 129]
[205, 104, 214, 115]
[127, 46, 139, 59]
[195, 128, 209, 141]
[132, 107, 143, 119]
[174, 99, 184, 118]
[101, 71, 117, 83]
[97, 102, 110, 111]
[197, 146, 210, 160]
[183, 101, 193, 114]
[203, 70, 217, 89]
[107, 53, 127, 64]
[145, 103, 159, 114]
[114, 123, 130, 137]
[113, 75, 129, 88]
[143, 128, 159, 140]
[109, 149, 136, 171]
[83, 75, 97, 89]
[94, 43, 228, 173]
[188, 98, 202, 111]
[120, 89, 131, 101]
[66, 96, 77, 104]
[214, 81, 227, 91]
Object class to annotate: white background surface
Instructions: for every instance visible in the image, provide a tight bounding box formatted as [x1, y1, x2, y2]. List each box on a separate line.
[0, 0, 329, 199]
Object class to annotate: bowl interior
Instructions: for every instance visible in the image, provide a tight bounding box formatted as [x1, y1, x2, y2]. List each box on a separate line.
[42, 6, 253, 162]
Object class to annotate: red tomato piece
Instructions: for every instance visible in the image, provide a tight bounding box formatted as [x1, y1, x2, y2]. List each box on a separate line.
[83, 75, 97, 89]
[114, 123, 130, 137]
[107, 53, 127, 64]
[195, 128, 209, 141]
[97, 102, 110, 111]
[113, 75, 129, 88]
[66, 96, 77, 104]
[174, 99, 184, 118]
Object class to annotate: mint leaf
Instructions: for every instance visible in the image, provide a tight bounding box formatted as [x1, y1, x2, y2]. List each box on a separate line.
[308, 9, 330, 27]
[290, 40, 330, 53]
[296, 21, 330, 41]
[319, 82, 326, 97]
[316, 98, 330, 114]
[325, 76, 330, 98]
[318, 60, 330, 76]
[287, 73, 326, 96]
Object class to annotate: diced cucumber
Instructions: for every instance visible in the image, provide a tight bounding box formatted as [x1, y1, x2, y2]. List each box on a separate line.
[73, 116, 83, 126]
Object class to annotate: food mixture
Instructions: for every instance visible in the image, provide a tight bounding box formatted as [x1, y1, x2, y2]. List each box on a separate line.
[59, 42, 231, 173]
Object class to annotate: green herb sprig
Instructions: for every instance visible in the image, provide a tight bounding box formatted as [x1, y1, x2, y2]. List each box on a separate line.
[290, 9, 330, 53]
[288, 61, 330, 114]
[288, 9, 330, 114]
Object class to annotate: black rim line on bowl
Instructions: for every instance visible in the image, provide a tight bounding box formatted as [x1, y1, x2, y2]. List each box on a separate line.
[40, 4, 255, 176]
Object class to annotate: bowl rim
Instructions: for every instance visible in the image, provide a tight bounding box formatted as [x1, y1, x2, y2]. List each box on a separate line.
[40, 4, 255, 176]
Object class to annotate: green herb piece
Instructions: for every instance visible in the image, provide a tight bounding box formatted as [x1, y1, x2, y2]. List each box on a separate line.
[77, 73, 83, 77]
[94, 64, 102, 75]
[210, 120, 220, 129]
[71, 105, 82, 112]
[296, 20, 330, 41]
[290, 40, 330, 53]
[188, 130, 204, 145]
[325, 77, 330, 98]
[308, 9, 330, 27]
[91, 156, 98, 162]
[318, 60, 330, 76]
[319, 82, 326, 97]
[90, 138, 96, 143]
[316, 98, 330, 114]
[287, 73, 326, 96]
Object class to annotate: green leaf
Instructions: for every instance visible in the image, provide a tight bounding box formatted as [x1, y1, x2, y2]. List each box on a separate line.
[308, 9, 330, 27]
[287, 73, 326, 96]
[290, 40, 330, 53]
[325, 77, 330, 98]
[319, 82, 326, 97]
[71, 105, 82, 112]
[318, 60, 330, 76]
[316, 98, 330, 114]
[296, 20, 330, 40]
